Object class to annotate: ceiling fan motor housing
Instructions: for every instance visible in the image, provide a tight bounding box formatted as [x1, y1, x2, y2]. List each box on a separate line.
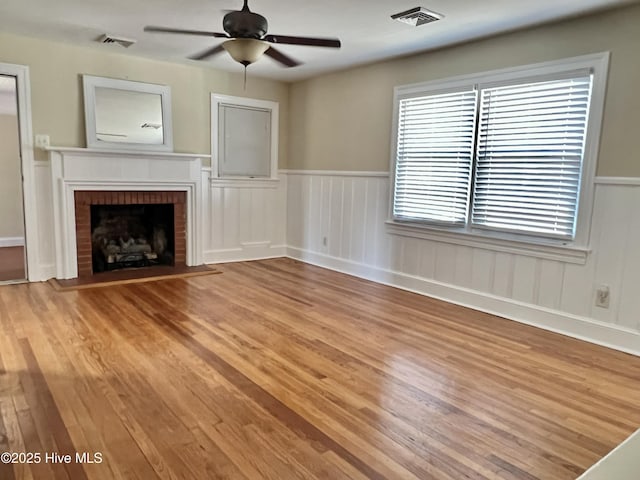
[223, 10, 268, 39]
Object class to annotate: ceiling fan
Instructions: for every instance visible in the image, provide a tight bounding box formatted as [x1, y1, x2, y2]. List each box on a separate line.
[144, 0, 341, 69]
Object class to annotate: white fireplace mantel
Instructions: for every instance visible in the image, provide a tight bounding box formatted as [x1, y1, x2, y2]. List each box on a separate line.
[48, 147, 209, 279]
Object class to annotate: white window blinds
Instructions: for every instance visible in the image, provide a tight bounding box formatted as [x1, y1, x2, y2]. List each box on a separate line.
[472, 74, 593, 239]
[394, 89, 478, 224]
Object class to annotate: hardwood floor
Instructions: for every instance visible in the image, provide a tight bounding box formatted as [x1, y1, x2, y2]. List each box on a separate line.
[0, 258, 639, 480]
[0, 246, 26, 282]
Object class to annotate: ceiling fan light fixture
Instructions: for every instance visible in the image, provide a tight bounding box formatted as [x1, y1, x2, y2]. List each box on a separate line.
[144, 0, 341, 68]
[222, 38, 270, 66]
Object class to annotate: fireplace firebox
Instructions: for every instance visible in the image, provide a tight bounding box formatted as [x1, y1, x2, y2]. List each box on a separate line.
[74, 191, 186, 277]
[90, 203, 175, 272]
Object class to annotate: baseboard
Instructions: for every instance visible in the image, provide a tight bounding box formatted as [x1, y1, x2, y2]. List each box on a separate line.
[0, 237, 25, 247]
[286, 247, 640, 357]
[204, 245, 287, 264]
[30, 263, 56, 282]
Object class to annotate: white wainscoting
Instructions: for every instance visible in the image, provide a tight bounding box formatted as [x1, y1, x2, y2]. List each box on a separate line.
[33, 160, 56, 281]
[578, 428, 640, 479]
[30, 163, 287, 279]
[27, 162, 640, 355]
[203, 173, 288, 263]
[285, 171, 640, 356]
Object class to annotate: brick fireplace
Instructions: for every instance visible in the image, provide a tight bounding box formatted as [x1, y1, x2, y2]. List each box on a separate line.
[74, 190, 187, 277]
[50, 148, 203, 280]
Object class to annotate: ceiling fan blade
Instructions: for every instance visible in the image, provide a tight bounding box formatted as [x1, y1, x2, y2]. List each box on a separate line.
[264, 34, 341, 48]
[189, 45, 226, 61]
[144, 26, 228, 38]
[264, 47, 301, 68]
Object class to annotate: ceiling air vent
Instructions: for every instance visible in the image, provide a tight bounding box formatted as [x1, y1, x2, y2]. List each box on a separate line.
[391, 7, 443, 26]
[97, 34, 137, 48]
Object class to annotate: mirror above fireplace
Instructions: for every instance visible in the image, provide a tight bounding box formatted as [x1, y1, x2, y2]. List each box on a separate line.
[82, 75, 173, 151]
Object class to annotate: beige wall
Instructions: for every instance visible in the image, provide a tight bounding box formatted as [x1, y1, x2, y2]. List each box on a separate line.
[289, 4, 640, 177]
[2, 4, 639, 174]
[0, 32, 290, 166]
[0, 114, 24, 238]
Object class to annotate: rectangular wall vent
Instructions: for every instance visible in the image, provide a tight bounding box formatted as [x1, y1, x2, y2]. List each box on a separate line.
[391, 7, 443, 26]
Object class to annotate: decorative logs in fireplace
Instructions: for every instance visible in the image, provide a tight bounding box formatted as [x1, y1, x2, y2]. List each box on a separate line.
[90, 204, 174, 272]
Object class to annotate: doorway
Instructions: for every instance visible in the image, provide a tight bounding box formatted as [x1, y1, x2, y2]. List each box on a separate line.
[0, 74, 27, 282]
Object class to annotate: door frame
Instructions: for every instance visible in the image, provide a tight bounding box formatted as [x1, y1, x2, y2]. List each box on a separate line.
[0, 62, 39, 281]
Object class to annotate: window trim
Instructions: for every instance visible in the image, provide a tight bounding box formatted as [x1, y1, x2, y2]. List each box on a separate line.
[388, 52, 610, 263]
[210, 93, 279, 183]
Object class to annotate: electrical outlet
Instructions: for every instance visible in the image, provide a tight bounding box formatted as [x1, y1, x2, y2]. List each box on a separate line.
[595, 285, 610, 308]
[35, 134, 50, 149]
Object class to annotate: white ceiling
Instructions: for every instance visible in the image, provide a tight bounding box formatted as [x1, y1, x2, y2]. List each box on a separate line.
[0, 0, 635, 82]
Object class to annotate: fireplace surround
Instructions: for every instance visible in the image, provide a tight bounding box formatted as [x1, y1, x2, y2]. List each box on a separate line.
[49, 147, 205, 279]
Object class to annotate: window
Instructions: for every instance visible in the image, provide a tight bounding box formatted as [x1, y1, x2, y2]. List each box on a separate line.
[394, 87, 477, 225]
[390, 53, 608, 257]
[211, 94, 279, 181]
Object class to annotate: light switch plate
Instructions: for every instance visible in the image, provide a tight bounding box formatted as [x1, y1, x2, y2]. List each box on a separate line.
[35, 134, 50, 149]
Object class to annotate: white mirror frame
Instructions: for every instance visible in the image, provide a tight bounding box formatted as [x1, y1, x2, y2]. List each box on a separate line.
[82, 75, 173, 151]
